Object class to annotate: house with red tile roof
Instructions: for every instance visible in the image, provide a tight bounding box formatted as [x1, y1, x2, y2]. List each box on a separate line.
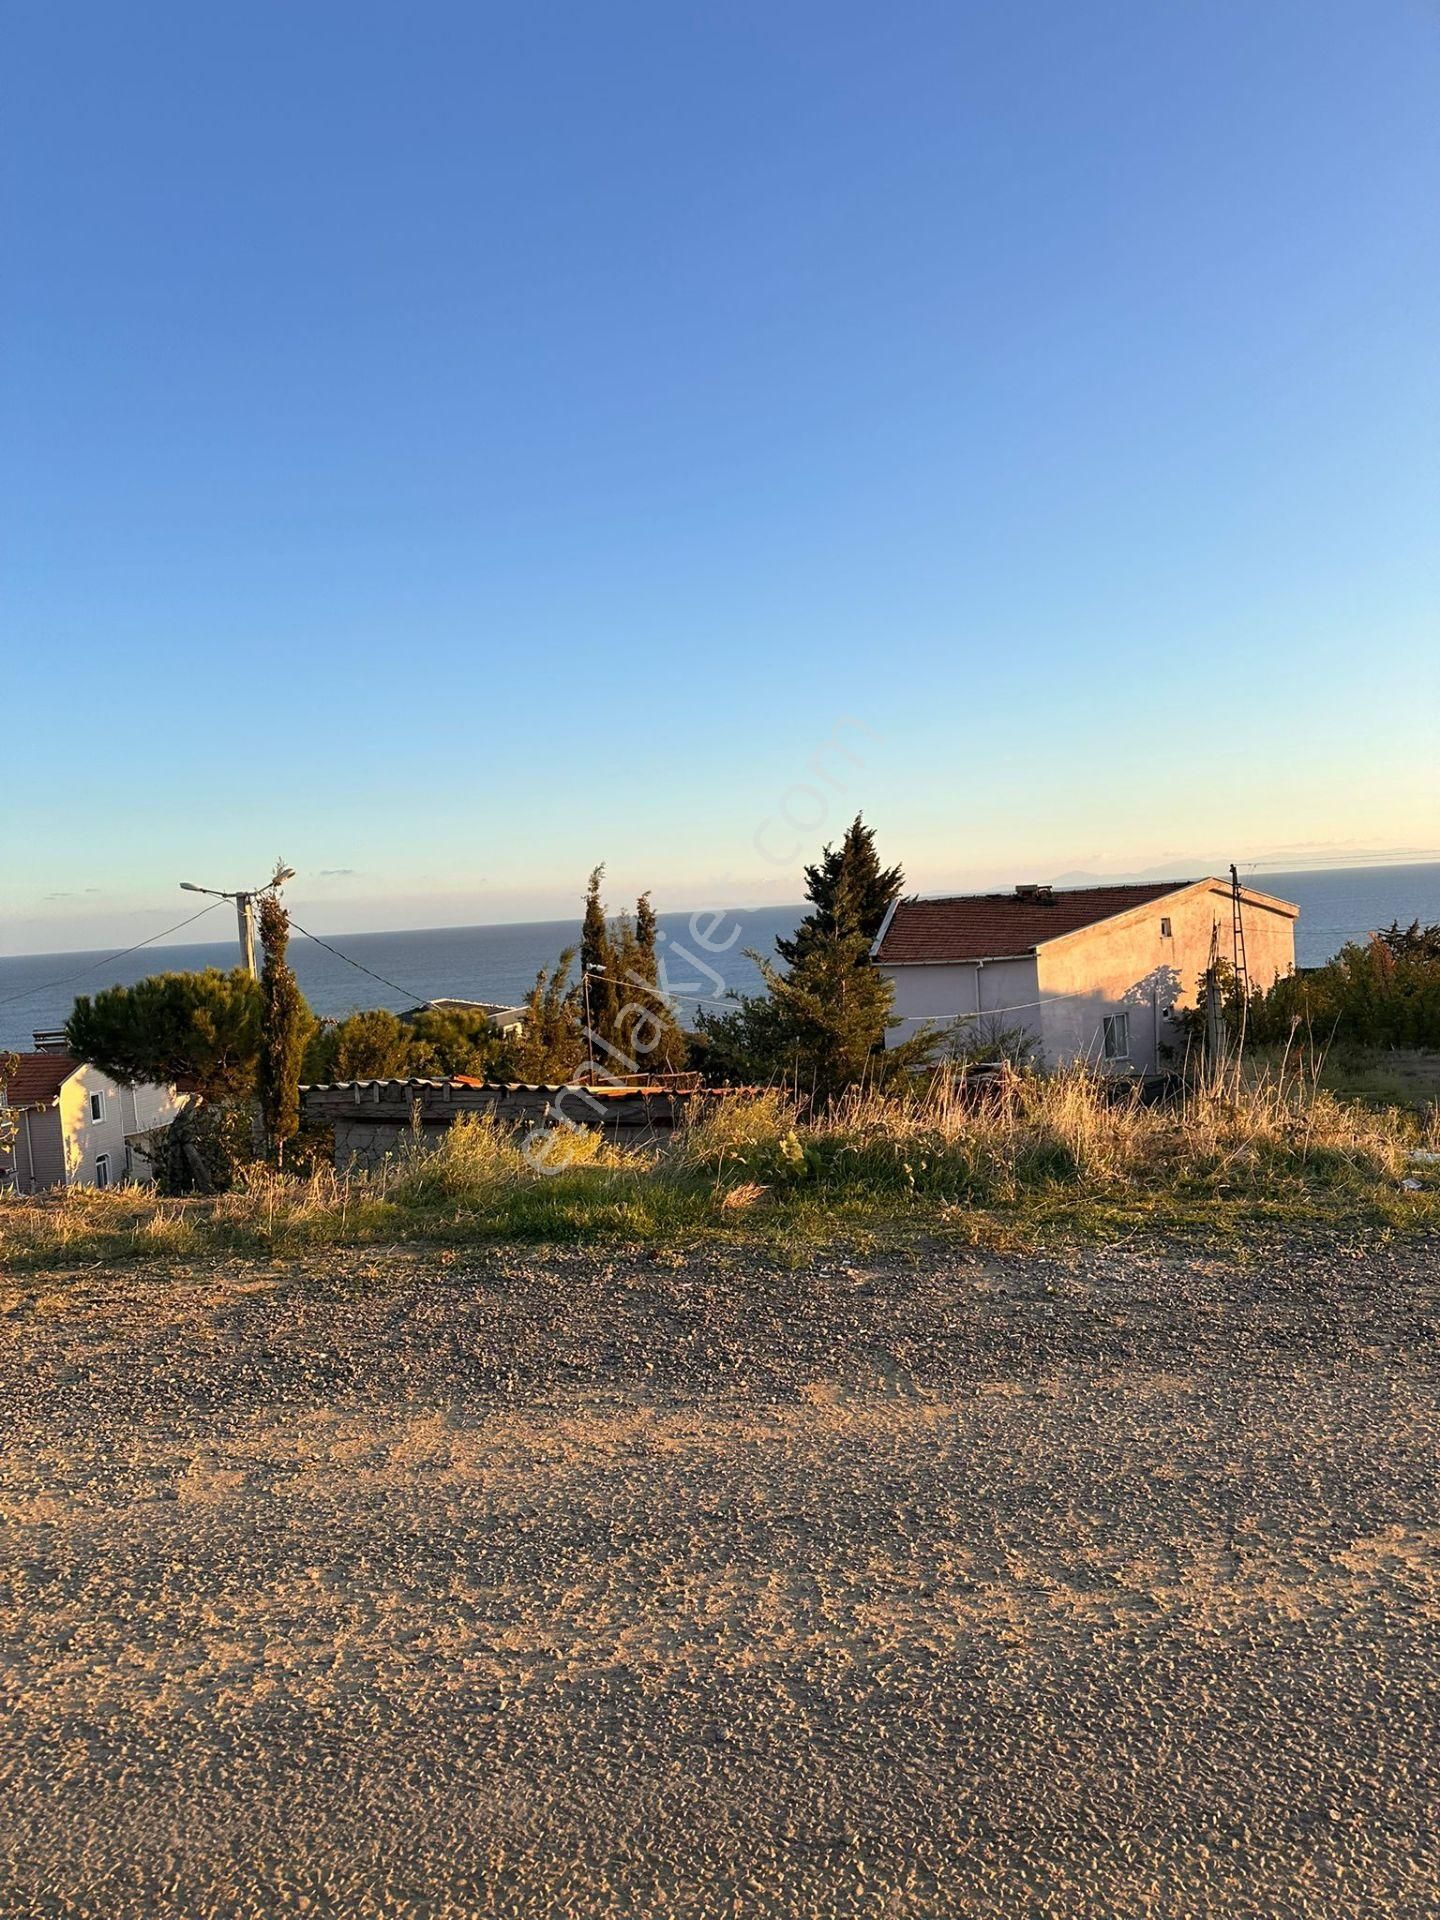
[0, 1044, 189, 1193]
[871, 879, 1298, 1073]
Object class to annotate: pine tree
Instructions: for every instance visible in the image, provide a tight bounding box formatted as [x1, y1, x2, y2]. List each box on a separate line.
[698, 818, 932, 1096]
[257, 892, 312, 1159]
[67, 970, 263, 1101]
[755, 932, 934, 1101]
[774, 814, 904, 970]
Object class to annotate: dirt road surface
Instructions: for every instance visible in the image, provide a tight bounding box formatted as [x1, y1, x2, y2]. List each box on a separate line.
[2, 1238, 1437, 1917]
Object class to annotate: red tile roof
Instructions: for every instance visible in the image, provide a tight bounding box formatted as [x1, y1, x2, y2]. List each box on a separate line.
[873, 883, 1195, 964]
[0, 1051, 81, 1106]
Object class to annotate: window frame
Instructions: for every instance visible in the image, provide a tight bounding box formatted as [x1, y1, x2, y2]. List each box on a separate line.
[1101, 1012, 1131, 1062]
[89, 1089, 106, 1123]
[94, 1152, 111, 1189]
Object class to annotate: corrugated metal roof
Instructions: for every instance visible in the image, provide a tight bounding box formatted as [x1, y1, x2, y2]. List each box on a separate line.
[300, 1077, 716, 1098]
[302, 1078, 652, 1095]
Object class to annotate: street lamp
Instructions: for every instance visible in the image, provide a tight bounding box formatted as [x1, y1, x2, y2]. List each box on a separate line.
[179, 866, 295, 979]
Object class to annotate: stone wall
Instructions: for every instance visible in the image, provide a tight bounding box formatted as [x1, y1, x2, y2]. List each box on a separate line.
[305, 1080, 700, 1174]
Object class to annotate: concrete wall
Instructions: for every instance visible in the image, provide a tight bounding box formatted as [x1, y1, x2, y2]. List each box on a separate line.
[1036, 884, 1296, 1074]
[882, 956, 1042, 1055]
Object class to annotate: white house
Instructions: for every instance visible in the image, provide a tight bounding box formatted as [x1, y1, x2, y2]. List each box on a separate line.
[872, 879, 1299, 1075]
[0, 1049, 189, 1194]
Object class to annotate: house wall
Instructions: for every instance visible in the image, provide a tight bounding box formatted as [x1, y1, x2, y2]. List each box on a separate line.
[53, 1068, 187, 1189]
[17, 1108, 67, 1191]
[881, 956, 1042, 1053]
[1036, 885, 1296, 1074]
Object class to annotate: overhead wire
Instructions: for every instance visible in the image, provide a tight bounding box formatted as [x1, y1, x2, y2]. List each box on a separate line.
[0, 899, 228, 1011]
[286, 919, 435, 1007]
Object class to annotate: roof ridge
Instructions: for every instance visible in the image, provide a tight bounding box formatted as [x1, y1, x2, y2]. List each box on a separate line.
[902, 879, 1194, 905]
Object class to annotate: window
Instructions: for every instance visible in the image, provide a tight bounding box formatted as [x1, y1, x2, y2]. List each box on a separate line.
[94, 1153, 111, 1189]
[1102, 1013, 1131, 1061]
[90, 1090, 106, 1123]
[1159, 917, 1172, 938]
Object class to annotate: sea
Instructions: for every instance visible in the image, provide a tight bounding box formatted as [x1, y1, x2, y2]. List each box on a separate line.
[3, 864, 1438, 1054]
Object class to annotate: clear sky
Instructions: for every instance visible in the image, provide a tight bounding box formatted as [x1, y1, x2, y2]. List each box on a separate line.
[3, 0, 1437, 955]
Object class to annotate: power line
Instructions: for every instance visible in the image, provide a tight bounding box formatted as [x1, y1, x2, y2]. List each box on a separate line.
[286, 919, 434, 1007]
[0, 899, 228, 1012]
[581, 964, 732, 1008]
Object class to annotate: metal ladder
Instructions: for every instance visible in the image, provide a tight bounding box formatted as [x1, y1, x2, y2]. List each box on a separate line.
[1228, 863, 1251, 1004]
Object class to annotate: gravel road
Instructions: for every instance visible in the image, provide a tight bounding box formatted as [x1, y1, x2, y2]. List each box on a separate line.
[2, 1235, 1438, 1918]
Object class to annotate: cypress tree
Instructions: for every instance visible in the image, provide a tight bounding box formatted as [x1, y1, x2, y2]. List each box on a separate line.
[514, 948, 586, 1082]
[626, 892, 688, 1073]
[257, 892, 312, 1159]
[580, 865, 619, 1056]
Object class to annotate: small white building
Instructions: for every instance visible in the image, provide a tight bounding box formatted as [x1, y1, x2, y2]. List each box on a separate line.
[872, 879, 1299, 1075]
[0, 1050, 188, 1194]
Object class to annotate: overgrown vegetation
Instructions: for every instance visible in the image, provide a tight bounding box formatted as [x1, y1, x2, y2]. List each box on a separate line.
[5, 1059, 1436, 1275]
[302, 1004, 518, 1084]
[1247, 920, 1440, 1051]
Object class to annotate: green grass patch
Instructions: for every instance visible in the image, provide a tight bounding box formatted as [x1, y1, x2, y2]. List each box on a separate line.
[5, 1069, 1440, 1277]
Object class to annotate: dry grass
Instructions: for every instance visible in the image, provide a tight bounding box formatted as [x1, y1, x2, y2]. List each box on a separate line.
[3, 1065, 1439, 1275]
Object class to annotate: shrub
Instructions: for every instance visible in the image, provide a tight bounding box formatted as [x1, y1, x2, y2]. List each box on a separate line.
[152, 1100, 254, 1195]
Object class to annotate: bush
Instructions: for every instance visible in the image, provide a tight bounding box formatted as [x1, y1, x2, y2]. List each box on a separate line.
[152, 1100, 254, 1195]
[1249, 929, 1440, 1052]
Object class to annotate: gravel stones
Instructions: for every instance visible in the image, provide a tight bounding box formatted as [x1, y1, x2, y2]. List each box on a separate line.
[1, 1236, 1437, 1916]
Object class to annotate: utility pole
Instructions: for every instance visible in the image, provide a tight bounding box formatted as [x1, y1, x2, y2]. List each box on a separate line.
[234, 893, 256, 979]
[1228, 863, 1250, 1002]
[180, 865, 295, 980]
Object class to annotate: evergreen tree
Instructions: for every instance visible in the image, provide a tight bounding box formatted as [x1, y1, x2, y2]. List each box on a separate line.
[575, 870, 692, 1076]
[67, 970, 263, 1101]
[775, 813, 904, 969]
[257, 892, 313, 1158]
[580, 865, 619, 1053]
[304, 1009, 414, 1084]
[755, 932, 934, 1100]
[513, 947, 587, 1082]
[698, 818, 932, 1096]
[620, 892, 689, 1074]
[693, 988, 792, 1085]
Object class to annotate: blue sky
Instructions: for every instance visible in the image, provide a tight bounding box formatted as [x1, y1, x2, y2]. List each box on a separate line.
[3, 0, 1437, 954]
